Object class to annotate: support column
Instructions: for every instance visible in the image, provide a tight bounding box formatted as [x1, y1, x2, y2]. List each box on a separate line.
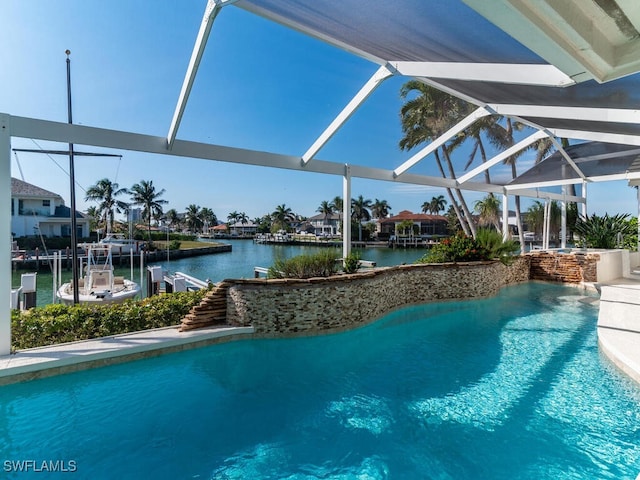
[502, 193, 509, 241]
[342, 164, 351, 260]
[581, 180, 587, 217]
[561, 185, 567, 249]
[1, 114, 12, 356]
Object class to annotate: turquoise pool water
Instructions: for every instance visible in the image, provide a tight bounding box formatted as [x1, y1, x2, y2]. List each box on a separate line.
[1, 282, 639, 479]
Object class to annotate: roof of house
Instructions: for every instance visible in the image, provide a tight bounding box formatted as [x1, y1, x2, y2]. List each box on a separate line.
[381, 210, 447, 223]
[52, 205, 86, 219]
[308, 213, 341, 221]
[229, 221, 258, 228]
[11, 177, 62, 199]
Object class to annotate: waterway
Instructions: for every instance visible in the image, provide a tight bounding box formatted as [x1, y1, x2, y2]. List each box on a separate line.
[11, 239, 426, 307]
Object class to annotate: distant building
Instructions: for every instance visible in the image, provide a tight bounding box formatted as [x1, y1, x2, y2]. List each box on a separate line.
[308, 212, 341, 236]
[11, 177, 90, 238]
[228, 221, 258, 236]
[378, 210, 448, 239]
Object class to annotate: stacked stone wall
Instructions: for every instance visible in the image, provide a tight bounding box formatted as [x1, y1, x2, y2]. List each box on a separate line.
[225, 257, 530, 336]
[527, 251, 599, 283]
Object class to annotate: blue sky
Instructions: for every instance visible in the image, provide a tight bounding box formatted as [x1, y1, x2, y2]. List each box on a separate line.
[2, 1, 638, 223]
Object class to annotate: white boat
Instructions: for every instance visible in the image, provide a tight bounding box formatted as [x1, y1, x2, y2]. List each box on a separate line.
[56, 244, 141, 305]
[81, 233, 144, 255]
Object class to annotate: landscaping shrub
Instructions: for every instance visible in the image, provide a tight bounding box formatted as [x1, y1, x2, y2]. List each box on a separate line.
[574, 213, 635, 249]
[168, 240, 182, 250]
[475, 228, 519, 264]
[268, 249, 338, 279]
[11, 289, 208, 350]
[417, 233, 490, 263]
[342, 250, 361, 274]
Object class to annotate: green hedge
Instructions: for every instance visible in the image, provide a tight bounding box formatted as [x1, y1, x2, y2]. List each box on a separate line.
[268, 249, 338, 279]
[11, 289, 208, 351]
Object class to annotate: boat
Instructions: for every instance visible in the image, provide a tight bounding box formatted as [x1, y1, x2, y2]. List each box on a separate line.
[56, 244, 141, 305]
[81, 233, 144, 255]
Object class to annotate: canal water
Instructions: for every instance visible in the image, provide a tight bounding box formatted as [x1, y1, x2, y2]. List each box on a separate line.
[11, 239, 426, 307]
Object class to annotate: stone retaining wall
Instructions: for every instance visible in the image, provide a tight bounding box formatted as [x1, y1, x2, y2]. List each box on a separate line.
[224, 257, 530, 336]
[527, 251, 599, 283]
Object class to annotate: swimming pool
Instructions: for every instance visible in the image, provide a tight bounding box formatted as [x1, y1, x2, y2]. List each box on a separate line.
[1, 282, 639, 479]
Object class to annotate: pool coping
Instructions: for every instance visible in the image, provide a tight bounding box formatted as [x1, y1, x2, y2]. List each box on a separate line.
[594, 276, 640, 387]
[0, 325, 254, 385]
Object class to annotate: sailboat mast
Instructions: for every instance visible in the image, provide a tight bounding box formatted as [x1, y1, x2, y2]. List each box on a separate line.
[66, 49, 80, 305]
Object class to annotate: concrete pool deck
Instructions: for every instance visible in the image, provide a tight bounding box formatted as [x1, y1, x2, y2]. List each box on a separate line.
[595, 275, 640, 386]
[0, 325, 254, 385]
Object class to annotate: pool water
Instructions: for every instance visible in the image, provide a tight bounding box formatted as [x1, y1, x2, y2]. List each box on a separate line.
[1, 282, 639, 479]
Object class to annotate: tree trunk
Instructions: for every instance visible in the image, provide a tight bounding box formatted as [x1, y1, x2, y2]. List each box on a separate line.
[442, 147, 477, 238]
[510, 162, 525, 250]
[435, 150, 470, 236]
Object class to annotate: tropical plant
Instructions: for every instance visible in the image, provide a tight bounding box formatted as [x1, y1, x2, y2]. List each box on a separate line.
[417, 233, 489, 263]
[445, 204, 462, 234]
[525, 200, 561, 240]
[371, 199, 391, 219]
[351, 195, 372, 241]
[574, 213, 635, 249]
[330, 196, 344, 234]
[268, 249, 338, 279]
[397, 219, 416, 237]
[184, 204, 203, 233]
[475, 228, 519, 264]
[85, 178, 130, 233]
[422, 195, 447, 215]
[165, 208, 180, 231]
[342, 250, 361, 274]
[399, 80, 476, 237]
[455, 115, 507, 184]
[85, 205, 100, 232]
[200, 207, 217, 234]
[271, 204, 295, 232]
[474, 193, 501, 231]
[129, 179, 168, 241]
[317, 200, 335, 234]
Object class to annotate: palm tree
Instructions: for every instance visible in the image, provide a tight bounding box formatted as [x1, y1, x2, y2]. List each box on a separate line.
[165, 208, 180, 228]
[129, 180, 168, 241]
[371, 199, 391, 219]
[454, 115, 508, 185]
[184, 204, 203, 233]
[397, 219, 416, 237]
[525, 200, 561, 241]
[237, 211, 249, 235]
[351, 195, 372, 241]
[85, 178, 130, 234]
[85, 205, 100, 235]
[272, 204, 294, 232]
[200, 207, 217, 234]
[227, 211, 239, 224]
[399, 80, 476, 237]
[422, 195, 447, 215]
[317, 200, 335, 235]
[474, 193, 501, 231]
[330, 196, 344, 235]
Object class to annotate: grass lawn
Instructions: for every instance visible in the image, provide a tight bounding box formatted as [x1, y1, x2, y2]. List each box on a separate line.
[154, 240, 224, 250]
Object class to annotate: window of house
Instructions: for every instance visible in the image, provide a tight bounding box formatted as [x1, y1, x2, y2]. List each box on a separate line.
[18, 200, 24, 215]
[42, 200, 50, 207]
[11, 198, 14, 216]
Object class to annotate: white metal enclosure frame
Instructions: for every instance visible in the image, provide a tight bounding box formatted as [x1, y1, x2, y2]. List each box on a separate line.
[4, 0, 640, 355]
